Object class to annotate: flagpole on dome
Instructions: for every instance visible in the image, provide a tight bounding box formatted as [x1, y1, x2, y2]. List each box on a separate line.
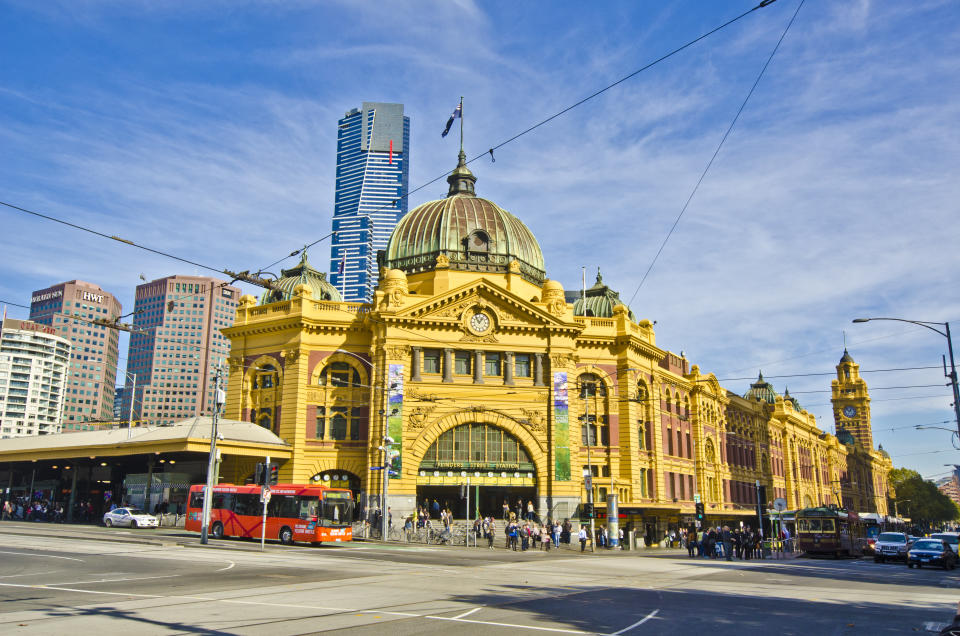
[459, 96, 464, 155]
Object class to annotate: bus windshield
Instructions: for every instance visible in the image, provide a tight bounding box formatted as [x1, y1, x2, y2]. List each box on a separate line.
[322, 492, 353, 527]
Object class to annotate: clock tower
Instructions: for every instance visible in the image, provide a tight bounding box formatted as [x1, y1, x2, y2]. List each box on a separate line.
[831, 349, 874, 450]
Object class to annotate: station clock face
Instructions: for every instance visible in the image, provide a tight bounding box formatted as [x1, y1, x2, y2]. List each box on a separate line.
[843, 405, 857, 418]
[470, 312, 491, 333]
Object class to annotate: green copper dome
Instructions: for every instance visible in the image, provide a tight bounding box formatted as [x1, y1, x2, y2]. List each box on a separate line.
[744, 371, 779, 404]
[570, 270, 636, 321]
[260, 251, 342, 305]
[836, 427, 856, 446]
[784, 387, 802, 411]
[384, 151, 546, 284]
[840, 348, 854, 364]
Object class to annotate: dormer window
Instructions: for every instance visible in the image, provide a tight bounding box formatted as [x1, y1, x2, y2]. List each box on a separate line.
[464, 230, 490, 252]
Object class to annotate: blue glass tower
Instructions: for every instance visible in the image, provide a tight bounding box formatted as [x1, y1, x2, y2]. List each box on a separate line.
[330, 102, 410, 302]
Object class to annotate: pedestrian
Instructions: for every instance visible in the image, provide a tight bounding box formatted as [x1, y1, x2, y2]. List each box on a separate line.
[687, 527, 697, 557]
[553, 521, 561, 547]
[527, 500, 535, 522]
[619, 527, 625, 550]
[722, 525, 733, 561]
[579, 525, 588, 552]
[502, 499, 510, 521]
[487, 518, 496, 549]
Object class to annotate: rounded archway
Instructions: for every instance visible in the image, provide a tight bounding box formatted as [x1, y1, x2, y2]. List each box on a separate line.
[417, 422, 538, 521]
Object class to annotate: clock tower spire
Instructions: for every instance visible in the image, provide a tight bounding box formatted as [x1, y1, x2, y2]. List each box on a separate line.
[831, 349, 874, 450]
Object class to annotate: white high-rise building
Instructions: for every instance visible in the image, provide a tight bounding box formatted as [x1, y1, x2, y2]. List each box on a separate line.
[0, 318, 71, 438]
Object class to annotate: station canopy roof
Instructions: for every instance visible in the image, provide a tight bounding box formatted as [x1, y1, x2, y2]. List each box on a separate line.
[0, 418, 291, 463]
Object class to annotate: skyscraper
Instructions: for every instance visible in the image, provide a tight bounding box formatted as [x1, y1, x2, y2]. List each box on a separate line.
[123, 275, 239, 426]
[329, 101, 410, 302]
[0, 318, 71, 438]
[29, 280, 121, 428]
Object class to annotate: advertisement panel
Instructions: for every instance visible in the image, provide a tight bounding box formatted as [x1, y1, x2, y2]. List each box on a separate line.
[387, 363, 404, 479]
[553, 371, 570, 480]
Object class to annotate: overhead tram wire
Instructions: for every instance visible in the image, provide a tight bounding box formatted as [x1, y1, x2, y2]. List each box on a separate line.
[625, 0, 805, 309]
[263, 0, 784, 270]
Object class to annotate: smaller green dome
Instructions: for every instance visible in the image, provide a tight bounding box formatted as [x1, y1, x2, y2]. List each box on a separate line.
[878, 443, 890, 458]
[569, 270, 636, 321]
[260, 252, 342, 305]
[840, 348, 854, 364]
[836, 427, 856, 446]
[744, 371, 779, 404]
[784, 387, 802, 411]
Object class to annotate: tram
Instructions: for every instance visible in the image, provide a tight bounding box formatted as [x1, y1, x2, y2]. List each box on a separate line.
[795, 506, 866, 557]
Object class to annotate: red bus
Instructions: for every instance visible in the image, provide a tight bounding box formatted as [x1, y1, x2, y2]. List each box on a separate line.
[185, 483, 353, 545]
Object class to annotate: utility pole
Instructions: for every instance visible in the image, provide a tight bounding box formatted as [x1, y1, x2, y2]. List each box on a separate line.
[126, 372, 137, 439]
[200, 361, 224, 544]
[585, 381, 595, 553]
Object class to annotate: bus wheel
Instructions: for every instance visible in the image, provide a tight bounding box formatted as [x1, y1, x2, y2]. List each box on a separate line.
[211, 522, 224, 540]
[279, 526, 293, 545]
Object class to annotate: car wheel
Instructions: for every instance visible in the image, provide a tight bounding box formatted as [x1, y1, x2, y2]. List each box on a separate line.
[907, 563, 913, 569]
[211, 522, 224, 539]
[916, 563, 921, 569]
[279, 526, 293, 545]
[105, 518, 113, 527]
[131, 520, 138, 529]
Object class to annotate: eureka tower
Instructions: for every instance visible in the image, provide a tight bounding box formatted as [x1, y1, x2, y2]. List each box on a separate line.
[329, 102, 410, 302]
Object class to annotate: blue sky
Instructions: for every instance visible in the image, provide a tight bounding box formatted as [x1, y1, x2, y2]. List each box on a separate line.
[2, 0, 959, 479]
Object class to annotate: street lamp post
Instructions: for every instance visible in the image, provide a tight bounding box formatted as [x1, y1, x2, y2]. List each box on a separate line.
[893, 498, 911, 519]
[853, 318, 960, 441]
[200, 361, 225, 545]
[335, 349, 392, 542]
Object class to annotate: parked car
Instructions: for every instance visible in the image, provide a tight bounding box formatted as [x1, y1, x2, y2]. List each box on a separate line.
[874, 532, 912, 563]
[907, 539, 957, 570]
[103, 507, 159, 528]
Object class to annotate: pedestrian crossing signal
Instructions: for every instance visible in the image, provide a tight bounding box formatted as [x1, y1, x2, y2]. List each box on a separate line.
[695, 502, 705, 521]
[581, 503, 594, 519]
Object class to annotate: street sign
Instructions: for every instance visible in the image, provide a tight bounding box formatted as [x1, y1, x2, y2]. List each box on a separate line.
[694, 493, 701, 504]
[773, 497, 787, 512]
[260, 488, 271, 504]
[584, 475, 593, 490]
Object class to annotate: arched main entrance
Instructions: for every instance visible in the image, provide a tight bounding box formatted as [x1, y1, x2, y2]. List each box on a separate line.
[417, 422, 537, 520]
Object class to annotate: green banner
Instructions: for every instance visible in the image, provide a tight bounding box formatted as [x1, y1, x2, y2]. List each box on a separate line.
[554, 371, 570, 480]
[387, 364, 404, 479]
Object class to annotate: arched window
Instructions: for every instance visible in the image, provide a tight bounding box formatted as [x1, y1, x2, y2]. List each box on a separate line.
[420, 423, 533, 470]
[253, 364, 278, 389]
[578, 373, 606, 398]
[318, 361, 362, 387]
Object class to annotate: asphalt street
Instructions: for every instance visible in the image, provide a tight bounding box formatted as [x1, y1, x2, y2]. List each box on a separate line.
[0, 521, 957, 635]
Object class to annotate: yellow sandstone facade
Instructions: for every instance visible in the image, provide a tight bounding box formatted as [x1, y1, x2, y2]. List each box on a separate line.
[222, 153, 891, 534]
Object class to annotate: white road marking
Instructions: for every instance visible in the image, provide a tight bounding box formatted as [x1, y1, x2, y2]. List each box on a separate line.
[0, 570, 59, 579]
[42, 574, 182, 586]
[610, 609, 660, 635]
[0, 550, 83, 562]
[215, 559, 236, 572]
[452, 606, 483, 619]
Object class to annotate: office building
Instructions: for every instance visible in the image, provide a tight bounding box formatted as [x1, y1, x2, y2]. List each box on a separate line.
[0, 318, 71, 438]
[29, 280, 121, 427]
[329, 101, 410, 302]
[113, 386, 125, 420]
[123, 275, 239, 426]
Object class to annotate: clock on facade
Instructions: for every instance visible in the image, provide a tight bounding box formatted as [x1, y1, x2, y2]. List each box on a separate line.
[843, 405, 857, 418]
[470, 312, 491, 333]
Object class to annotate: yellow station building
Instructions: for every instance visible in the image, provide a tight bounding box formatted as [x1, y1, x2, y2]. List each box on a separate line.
[223, 152, 891, 536]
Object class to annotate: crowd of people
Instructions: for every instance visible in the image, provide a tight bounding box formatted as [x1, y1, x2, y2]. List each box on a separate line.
[681, 525, 767, 560]
[0, 496, 89, 522]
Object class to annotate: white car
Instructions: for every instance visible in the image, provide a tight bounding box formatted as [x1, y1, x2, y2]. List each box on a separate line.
[103, 507, 159, 529]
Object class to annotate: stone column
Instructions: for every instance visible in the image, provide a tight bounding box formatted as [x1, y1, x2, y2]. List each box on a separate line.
[442, 348, 453, 383]
[474, 351, 484, 384]
[504, 352, 515, 386]
[411, 347, 422, 383]
[534, 353, 545, 386]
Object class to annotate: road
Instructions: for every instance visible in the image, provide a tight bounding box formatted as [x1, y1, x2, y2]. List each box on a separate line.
[0, 522, 957, 635]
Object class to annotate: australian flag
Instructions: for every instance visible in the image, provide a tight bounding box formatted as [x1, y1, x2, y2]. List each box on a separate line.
[441, 103, 461, 138]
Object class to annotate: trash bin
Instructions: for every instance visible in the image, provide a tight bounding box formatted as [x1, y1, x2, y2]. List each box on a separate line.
[624, 530, 634, 551]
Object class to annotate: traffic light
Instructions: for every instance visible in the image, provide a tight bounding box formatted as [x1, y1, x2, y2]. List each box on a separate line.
[581, 503, 594, 519]
[254, 462, 265, 486]
[459, 483, 466, 499]
[695, 502, 705, 521]
[268, 463, 279, 486]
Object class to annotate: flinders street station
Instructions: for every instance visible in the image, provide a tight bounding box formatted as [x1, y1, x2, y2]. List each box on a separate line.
[220, 151, 893, 532]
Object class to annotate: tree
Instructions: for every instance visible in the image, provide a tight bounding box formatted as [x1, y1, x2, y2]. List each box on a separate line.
[888, 467, 960, 524]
